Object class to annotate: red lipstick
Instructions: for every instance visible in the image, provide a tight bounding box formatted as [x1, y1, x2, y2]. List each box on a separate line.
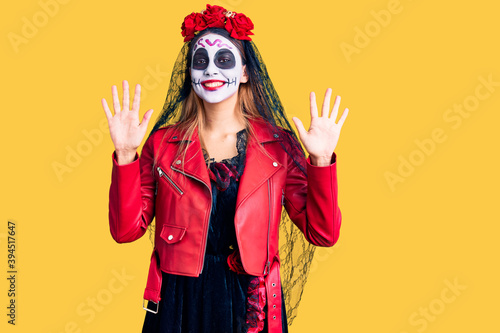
[201, 80, 226, 91]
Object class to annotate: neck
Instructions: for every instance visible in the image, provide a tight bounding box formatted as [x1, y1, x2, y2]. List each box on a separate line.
[201, 92, 246, 135]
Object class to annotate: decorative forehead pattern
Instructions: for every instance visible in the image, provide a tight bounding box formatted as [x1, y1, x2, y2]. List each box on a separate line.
[193, 36, 234, 52]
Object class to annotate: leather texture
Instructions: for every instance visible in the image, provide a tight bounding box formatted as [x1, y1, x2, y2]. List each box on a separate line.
[108, 116, 342, 332]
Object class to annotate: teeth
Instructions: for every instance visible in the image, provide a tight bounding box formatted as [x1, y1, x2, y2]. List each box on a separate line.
[203, 81, 224, 88]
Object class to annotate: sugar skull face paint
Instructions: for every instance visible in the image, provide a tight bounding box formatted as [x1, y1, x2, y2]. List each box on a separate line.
[190, 33, 245, 104]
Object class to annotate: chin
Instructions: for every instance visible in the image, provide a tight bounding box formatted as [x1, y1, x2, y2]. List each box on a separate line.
[194, 90, 238, 105]
[203, 96, 227, 104]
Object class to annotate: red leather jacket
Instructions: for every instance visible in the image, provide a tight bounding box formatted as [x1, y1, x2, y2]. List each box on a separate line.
[108, 117, 341, 332]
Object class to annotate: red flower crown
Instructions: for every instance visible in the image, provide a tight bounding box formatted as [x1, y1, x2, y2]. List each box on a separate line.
[181, 4, 254, 42]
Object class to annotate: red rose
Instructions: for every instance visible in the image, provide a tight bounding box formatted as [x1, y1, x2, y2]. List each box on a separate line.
[181, 12, 208, 42]
[233, 13, 254, 32]
[194, 13, 208, 31]
[181, 12, 197, 42]
[180, 5, 255, 42]
[204, 4, 226, 16]
[225, 13, 254, 41]
[204, 4, 226, 28]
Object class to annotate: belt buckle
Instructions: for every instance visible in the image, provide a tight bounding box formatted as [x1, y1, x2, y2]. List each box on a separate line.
[142, 298, 159, 314]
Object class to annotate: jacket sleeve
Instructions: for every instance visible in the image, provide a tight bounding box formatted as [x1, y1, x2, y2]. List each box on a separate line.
[108, 134, 156, 243]
[283, 134, 342, 247]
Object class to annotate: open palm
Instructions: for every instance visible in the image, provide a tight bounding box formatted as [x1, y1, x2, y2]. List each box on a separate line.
[101, 80, 154, 153]
[292, 88, 348, 162]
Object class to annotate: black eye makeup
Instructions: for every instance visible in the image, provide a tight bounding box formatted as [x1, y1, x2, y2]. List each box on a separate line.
[214, 49, 235, 69]
[192, 48, 209, 70]
[192, 48, 237, 71]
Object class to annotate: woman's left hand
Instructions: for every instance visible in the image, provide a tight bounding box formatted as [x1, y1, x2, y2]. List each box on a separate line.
[292, 88, 349, 166]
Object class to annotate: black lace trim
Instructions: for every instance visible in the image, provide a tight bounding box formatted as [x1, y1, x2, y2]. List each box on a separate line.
[202, 128, 247, 167]
[202, 128, 248, 191]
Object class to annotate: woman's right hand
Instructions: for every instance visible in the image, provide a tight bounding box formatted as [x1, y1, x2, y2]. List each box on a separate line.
[102, 80, 154, 164]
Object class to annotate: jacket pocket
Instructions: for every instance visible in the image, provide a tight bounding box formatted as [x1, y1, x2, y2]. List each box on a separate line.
[160, 224, 187, 244]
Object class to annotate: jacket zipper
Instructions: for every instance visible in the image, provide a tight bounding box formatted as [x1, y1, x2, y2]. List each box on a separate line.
[170, 165, 212, 273]
[281, 188, 285, 206]
[264, 179, 271, 275]
[157, 166, 184, 195]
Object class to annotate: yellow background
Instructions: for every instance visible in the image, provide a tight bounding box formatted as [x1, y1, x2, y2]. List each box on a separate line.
[1, 0, 499, 332]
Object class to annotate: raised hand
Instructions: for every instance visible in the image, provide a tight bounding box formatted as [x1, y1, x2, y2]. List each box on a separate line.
[292, 88, 348, 166]
[101, 80, 154, 164]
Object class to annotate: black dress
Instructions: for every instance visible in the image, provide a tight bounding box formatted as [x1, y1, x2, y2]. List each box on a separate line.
[142, 128, 288, 333]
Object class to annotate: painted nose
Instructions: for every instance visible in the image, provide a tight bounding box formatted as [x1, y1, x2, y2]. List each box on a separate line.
[204, 60, 219, 76]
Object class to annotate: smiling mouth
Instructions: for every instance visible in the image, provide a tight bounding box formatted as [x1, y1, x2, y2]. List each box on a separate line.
[201, 80, 226, 91]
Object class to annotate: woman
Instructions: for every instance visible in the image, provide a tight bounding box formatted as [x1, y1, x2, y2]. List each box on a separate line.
[102, 4, 348, 333]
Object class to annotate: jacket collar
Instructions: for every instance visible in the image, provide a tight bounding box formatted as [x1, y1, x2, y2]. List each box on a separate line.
[166, 117, 285, 207]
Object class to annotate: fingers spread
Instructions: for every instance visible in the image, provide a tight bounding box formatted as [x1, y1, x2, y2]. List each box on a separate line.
[140, 109, 153, 129]
[293, 117, 306, 138]
[102, 98, 112, 120]
[310, 92, 318, 118]
[132, 84, 141, 111]
[337, 108, 349, 127]
[322, 88, 332, 118]
[123, 80, 130, 111]
[112, 85, 121, 113]
[331, 95, 341, 121]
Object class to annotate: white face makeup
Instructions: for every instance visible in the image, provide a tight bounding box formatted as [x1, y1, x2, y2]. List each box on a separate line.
[190, 33, 245, 104]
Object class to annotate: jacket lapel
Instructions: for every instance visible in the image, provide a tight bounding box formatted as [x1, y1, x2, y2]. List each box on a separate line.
[235, 118, 283, 210]
[167, 125, 211, 189]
